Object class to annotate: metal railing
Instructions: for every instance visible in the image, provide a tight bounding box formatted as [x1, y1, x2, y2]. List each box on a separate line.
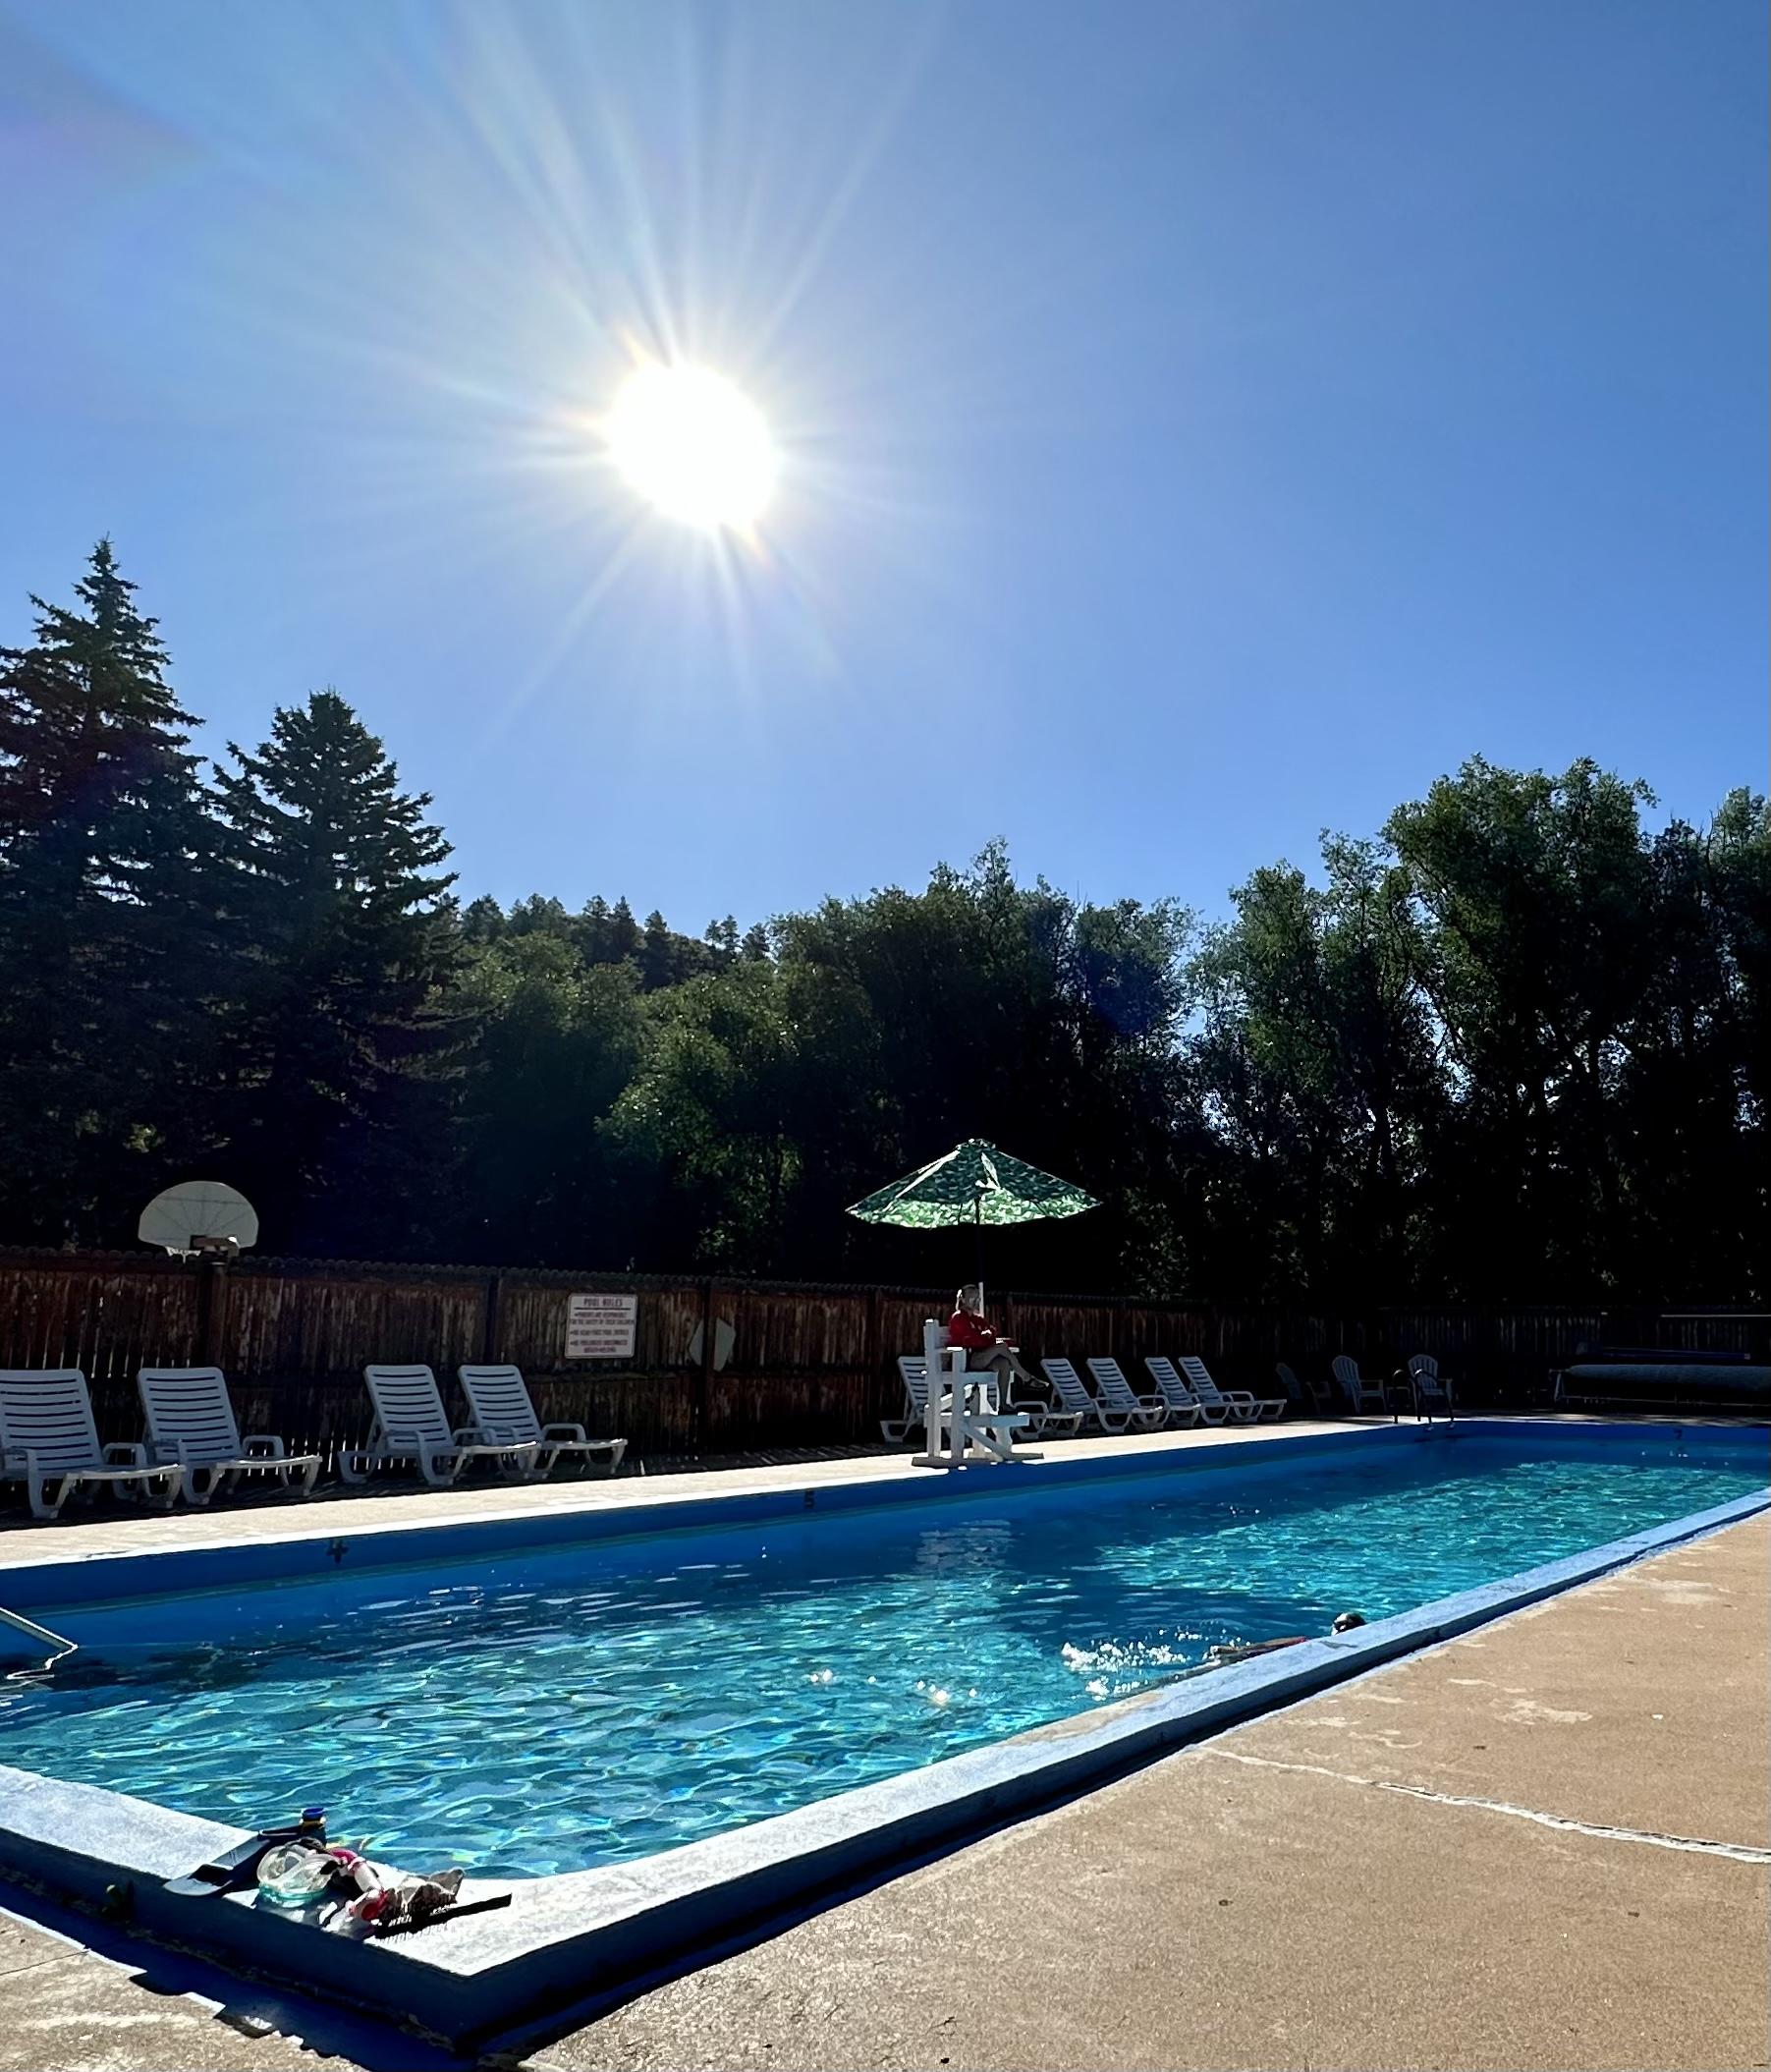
[0, 1602, 77, 1671]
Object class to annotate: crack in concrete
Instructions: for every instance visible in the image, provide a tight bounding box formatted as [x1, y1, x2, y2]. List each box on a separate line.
[1204, 1749, 1771, 1863]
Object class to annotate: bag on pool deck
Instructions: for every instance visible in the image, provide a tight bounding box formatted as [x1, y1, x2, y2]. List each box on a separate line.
[257, 1840, 509, 1937]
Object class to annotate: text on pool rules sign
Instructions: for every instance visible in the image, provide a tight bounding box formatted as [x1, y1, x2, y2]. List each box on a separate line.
[565, 1293, 637, 1361]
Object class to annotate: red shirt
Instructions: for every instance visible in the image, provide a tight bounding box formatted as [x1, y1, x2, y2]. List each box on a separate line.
[947, 1310, 998, 1351]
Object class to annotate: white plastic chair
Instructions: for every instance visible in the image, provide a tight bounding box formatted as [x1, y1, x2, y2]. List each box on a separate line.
[0, 1369, 184, 1520]
[138, 1367, 321, 1504]
[340, 1366, 539, 1486]
[1276, 1361, 1336, 1416]
[1332, 1355, 1388, 1416]
[1143, 1356, 1232, 1426]
[1180, 1356, 1286, 1423]
[1084, 1357, 1176, 1431]
[457, 1366, 626, 1477]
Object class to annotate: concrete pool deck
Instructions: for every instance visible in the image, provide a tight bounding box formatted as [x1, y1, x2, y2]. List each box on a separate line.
[0, 1494, 1764, 2068]
[542, 1511, 1771, 2072]
[0, 1415, 1363, 1568]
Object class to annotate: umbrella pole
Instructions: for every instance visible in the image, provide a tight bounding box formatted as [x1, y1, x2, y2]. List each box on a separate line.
[973, 1198, 984, 1310]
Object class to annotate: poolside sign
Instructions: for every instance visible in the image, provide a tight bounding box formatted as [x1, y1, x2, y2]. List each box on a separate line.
[565, 1292, 637, 1361]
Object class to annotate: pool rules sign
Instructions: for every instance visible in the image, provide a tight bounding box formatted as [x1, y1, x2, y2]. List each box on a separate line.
[565, 1292, 637, 1362]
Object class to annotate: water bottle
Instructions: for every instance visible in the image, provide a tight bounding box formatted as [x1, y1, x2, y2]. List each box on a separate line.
[255, 1841, 336, 1909]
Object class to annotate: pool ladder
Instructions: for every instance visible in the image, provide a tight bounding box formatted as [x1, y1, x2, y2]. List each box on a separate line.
[0, 1602, 77, 1672]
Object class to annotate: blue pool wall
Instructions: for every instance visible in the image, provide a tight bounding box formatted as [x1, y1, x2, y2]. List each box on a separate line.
[3, 1415, 1764, 1620]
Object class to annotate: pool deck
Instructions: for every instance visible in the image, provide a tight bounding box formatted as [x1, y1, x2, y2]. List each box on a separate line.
[538, 1511, 1770, 2072]
[0, 1430, 1765, 2071]
[0, 1414, 1368, 1568]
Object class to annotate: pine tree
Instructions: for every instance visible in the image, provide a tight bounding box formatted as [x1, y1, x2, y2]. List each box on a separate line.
[461, 895, 505, 944]
[208, 691, 459, 1253]
[606, 896, 641, 963]
[639, 909, 676, 989]
[0, 541, 220, 1240]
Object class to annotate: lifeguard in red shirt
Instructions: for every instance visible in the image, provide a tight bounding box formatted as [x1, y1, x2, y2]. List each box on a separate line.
[947, 1284, 1037, 1401]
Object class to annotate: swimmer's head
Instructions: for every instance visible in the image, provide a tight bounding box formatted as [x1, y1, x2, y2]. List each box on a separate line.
[1331, 1611, 1367, 1635]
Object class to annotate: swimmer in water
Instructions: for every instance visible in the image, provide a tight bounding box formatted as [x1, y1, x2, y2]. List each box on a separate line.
[1208, 1609, 1368, 1666]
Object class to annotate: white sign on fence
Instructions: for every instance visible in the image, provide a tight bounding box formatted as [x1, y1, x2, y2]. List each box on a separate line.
[565, 1292, 637, 1361]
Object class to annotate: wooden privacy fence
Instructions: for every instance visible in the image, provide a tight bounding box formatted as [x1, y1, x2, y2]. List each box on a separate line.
[0, 1248, 1765, 1463]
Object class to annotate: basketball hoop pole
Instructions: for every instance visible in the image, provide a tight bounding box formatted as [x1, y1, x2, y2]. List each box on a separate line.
[194, 1248, 231, 1370]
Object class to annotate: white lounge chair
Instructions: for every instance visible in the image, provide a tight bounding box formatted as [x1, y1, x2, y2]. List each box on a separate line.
[1332, 1355, 1389, 1416]
[1406, 1354, 1456, 1421]
[138, 1367, 322, 1504]
[1038, 1358, 1110, 1432]
[1008, 1376, 1085, 1440]
[0, 1369, 184, 1521]
[1180, 1356, 1286, 1423]
[457, 1366, 627, 1477]
[340, 1366, 540, 1486]
[1084, 1358, 1177, 1431]
[1143, 1355, 1232, 1425]
[1041, 1357, 1155, 1435]
[884, 1355, 936, 1442]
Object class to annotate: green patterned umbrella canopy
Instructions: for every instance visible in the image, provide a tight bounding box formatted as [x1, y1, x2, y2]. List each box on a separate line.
[846, 1139, 1099, 1230]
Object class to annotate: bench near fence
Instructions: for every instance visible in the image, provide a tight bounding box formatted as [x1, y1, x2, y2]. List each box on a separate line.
[1553, 1345, 1771, 1417]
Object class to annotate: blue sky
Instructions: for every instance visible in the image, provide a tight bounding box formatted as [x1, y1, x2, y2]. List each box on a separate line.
[1, 0, 1763, 933]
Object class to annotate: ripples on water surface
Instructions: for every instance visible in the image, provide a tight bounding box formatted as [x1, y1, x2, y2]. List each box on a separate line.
[1, 1441, 1760, 1876]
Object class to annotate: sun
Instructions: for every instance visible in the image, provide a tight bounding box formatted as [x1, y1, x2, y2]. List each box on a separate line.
[604, 363, 778, 531]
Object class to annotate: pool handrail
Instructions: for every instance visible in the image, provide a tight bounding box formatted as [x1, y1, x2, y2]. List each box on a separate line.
[0, 1600, 77, 1670]
[1405, 1354, 1456, 1423]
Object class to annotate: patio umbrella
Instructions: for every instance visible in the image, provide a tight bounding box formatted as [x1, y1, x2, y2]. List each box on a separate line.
[845, 1138, 1098, 1293]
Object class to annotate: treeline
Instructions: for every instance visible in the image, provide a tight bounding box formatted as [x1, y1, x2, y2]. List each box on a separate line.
[1, 543, 1765, 1302]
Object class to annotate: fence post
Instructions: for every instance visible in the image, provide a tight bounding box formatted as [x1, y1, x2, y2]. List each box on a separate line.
[862, 1286, 880, 1400]
[697, 1277, 716, 1456]
[481, 1273, 504, 1364]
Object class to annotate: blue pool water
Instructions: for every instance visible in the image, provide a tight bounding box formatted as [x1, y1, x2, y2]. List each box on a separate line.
[1, 1434, 1763, 1878]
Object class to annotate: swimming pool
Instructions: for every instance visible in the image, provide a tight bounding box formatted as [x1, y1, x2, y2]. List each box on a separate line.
[3, 1426, 1764, 1880]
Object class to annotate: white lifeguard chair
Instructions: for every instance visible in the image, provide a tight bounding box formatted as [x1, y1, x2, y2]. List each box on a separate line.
[915, 1316, 1037, 1468]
